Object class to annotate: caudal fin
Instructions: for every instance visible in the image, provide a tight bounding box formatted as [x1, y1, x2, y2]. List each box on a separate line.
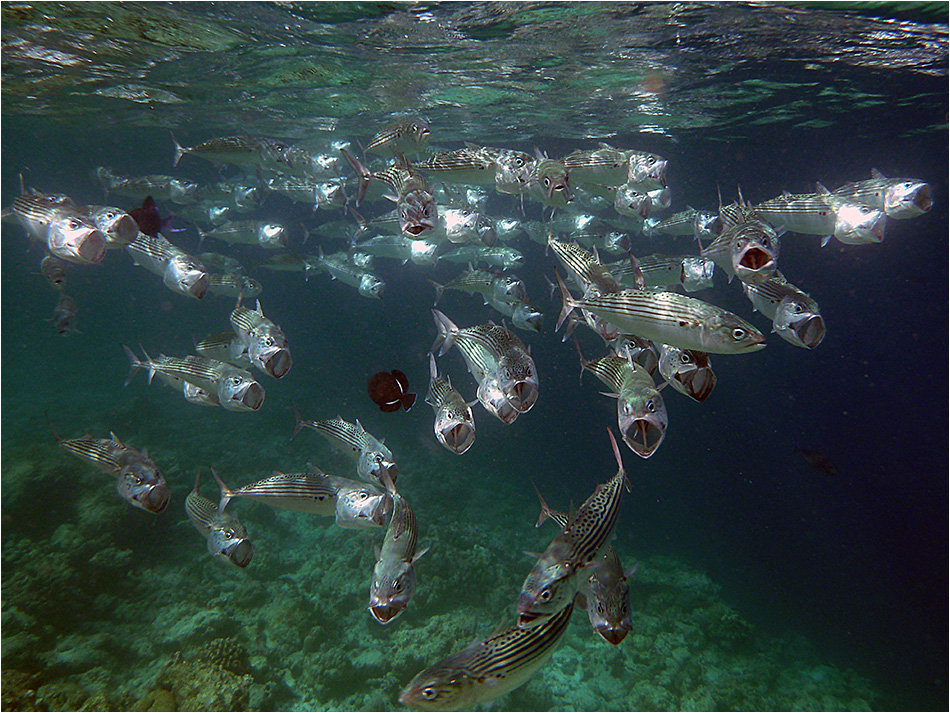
[340, 148, 372, 207]
[210, 467, 236, 516]
[430, 308, 459, 357]
[554, 270, 578, 332]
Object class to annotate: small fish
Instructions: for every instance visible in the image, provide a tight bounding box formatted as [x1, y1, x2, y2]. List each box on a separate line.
[51, 292, 79, 336]
[483, 295, 544, 334]
[648, 207, 722, 239]
[702, 196, 780, 284]
[415, 146, 497, 185]
[311, 247, 386, 299]
[368, 473, 428, 624]
[94, 167, 198, 205]
[794, 442, 839, 477]
[125, 233, 209, 299]
[743, 272, 826, 349]
[562, 146, 631, 187]
[13, 189, 107, 265]
[184, 470, 253, 568]
[128, 196, 163, 238]
[50, 419, 170, 514]
[40, 255, 67, 290]
[198, 220, 288, 249]
[430, 267, 527, 306]
[437, 244, 524, 271]
[368, 369, 416, 413]
[476, 372, 520, 425]
[365, 117, 430, 156]
[206, 273, 263, 299]
[425, 352, 476, 455]
[613, 184, 652, 219]
[529, 151, 573, 207]
[172, 133, 292, 170]
[611, 253, 717, 293]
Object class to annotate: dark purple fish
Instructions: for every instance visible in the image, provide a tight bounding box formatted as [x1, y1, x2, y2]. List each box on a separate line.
[129, 196, 162, 237]
[794, 442, 839, 477]
[368, 370, 416, 413]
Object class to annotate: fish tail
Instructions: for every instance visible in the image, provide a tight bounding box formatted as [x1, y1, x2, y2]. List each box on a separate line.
[44, 410, 61, 443]
[340, 148, 371, 207]
[122, 344, 143, 387]
[554, 270, 578, 332]
[289, 400, 307, 442]
[196, 226, 208, 251]
[430, 308, 458, 357]
[346, 206, 369, 241]
[572, 334, 588, 387]
[532, 483, 556, 529]
[427, 279, 445, 307]
[210, 467, 235, 516]
[606, 428, 631, 492]
[170, 131, 186, 168]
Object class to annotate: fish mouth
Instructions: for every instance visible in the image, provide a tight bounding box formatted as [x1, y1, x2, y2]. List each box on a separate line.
[111, 214, 140, 244]
[632, 349, 659, 376]
[373, 460, 399, 487]
[912, 184, 933, 213]
[679, 368, 716, 402]
[227, 539, 254, 568]
[595, 625, 631, 646]
[738, 246, 774, 274]
[144, 484, 171, 513]
[404, 222, 433, 237]
[239, 382, 265, 411]
[793, 314, 827, 349]
[623, 418, 666, 458]
[441, 422, 475, 455]
[263, 349, 292, 379]
[186, 273, 209, 299]
[505, 380, 538, 413]
[369, 602, 405, 624]
[74, 230, 108, 264]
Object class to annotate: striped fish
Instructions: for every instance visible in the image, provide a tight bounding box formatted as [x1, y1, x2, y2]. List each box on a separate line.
[562, 146, 630, 187]
[364, 117, 430, 156]
[355, 234, 439, 266]
[185, 470, 253, 568]
[476, 372, 520, 425]
[610, 253, 716, 293]
[195, 331, 251, 369]
[53, 426, 170, 514]
[529, 153, 573, 207]
[534, 491, 634, 646]
[93, 166, 198, 204]
[657, 343, 717, 402]
[13, 190, 107, 265]
[291, 406, 399, 487]
[123, 346, 264, 412]
[830, 169, 932, 219]
[368, 474, 428, 624]
[415, 147, 497, 185]
[430, 267, 526, 306]
[742, 272, 826, 349]
[577, 346, 668, 459]
[197, 220, 288, 249]
[399, 597, 576, 711]
[555, 272, 766, 355]
[517, 429, 630, 627]
[206, 273, 263, 299]
[702, 204, 780, 284]
[648, 207, 721, 239]
[609, 334, 659, 376]
[230, 299, 292, 379]
[548, 235, 622, 295]
[211, 467, 389, 528]
[483, 295, 544, 334]
[83, 205, 139, 247]
[172, 133, 291, 169]
[425, 352, 475, 455]
[125, 233, 209, 299]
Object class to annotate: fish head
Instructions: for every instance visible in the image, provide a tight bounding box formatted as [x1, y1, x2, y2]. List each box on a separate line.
[169, 179, 198, 205]
[442, 208, 479, 243]
[731, 225, 779, 283]
[628, 153, 668, 188]
[537, 161, 573, 206]
[399, 665, 478, 712]
[89, 207, 139, 246]
[774, 298, 827, 349]
[613, 185, 652, 219]
[616, 337, 659, 376]
[248, 330, 291, 378]
[47, 215, 108, 265]
[497, 357, 539, 413]
[358, 447, 399, 488]
[350, 250, 375, 270]
[240, 276, 264, 298]
[492, 275, 527, 304]
[604, 231, 630, 255]
[434, 408, 476, 455]
[335, 485, 389, 528]
[358, 273, 386, 299]
[682, 256, 717, 292]
[660, 347, 716, 402]
[647, 186, 673, 210]
[257, 223, 288, 249]
[399, 190, 438, 238]
[703, 313, 767, 354]
[500, 249, 526, 270]
[512, 303, 544, 334]
[617, 386, 668, 458]
[369, 559, 417, 624]
[516, 561, 576, 628]
[217, 371, 265, 411]
[885, 179, 932, 219]
[207, 519, 254, 568]
[116, 461, 170, 514]
[410, 239, 439, 266]
[163, 256, 209, 299]
[834, 204, 886, 244]
[476, 376, 519, 425]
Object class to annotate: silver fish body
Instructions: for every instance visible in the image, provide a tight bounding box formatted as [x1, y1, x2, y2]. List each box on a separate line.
[41, 255, 68, 289]
[365, 117, 430, 156]
[295, 414, 399, 487]
[57, 431, 170, 513]
[613, 184, 652, 219]
[184, 472, 253, 568]
[328, 473, 391, 529]
[562, 146, 630, 187]
[476, 373, 520, 425]
[125, 234, 209, 299]
[657, 344, 717, 402]
[649, 208, 721, 238]
[207, 273, 263, 299]
[830, 169, 932, 219]
[743, 272, 826, 349]
[83, 205, 139, 247]
[13, 192, 107, 264]
[437, 245, 524, 271]
[230, 300, 292, 379]
[95, 167, 198, 204]
[425, 352, 476, 455]
[314, 249, 386, 298]
[199, 220, 288, 249]
[172, 134, 292, 170]
[355, 234, 439, 266]
[702, 213, 780, 285]
[416, 147, 497, 185]
[431, 268, 526, 306]
[613, 253, 716, 293]
[484, 295, 544, 334]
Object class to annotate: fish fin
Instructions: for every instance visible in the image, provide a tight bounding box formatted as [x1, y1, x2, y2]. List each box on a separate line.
[340, 148, 371, 206]
[599, 391, 620, 399]
[554, 270, 578, 332]
[606, 428, 631, 492]
[374, 544, 382, 560]
[871, 167, 886, 179]
[392, 369, 409, 391]
[290, 400, 307, 441]
[170, 131, 186, 168]
[109, 432, 125, 447]
[44, 411, 61, 443]
[624, 563, 639, 580]
[195, 226, 207, 251]
[523, 550, 543, 560]
[573, 592, 588, 610]
[192, 469, 202, 495]
[815, 181, 831, 195]
[412, 546, 430, 564]
[255, 299, 264, 317]
[820, 235, 832, 247]
[122, 344, 141, 387]
[427, 279, 445, 307]
[430, 308, 458, 357]
[210, 467, 236, 516]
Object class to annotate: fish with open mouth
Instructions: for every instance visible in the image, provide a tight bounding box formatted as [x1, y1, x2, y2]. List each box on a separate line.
[754, 190, 886, 246]
[742, 271, 827, 349]
[185, 470, 254, 568]
[229, 299, 292, 379]
[125, 233, 209, 299]
[657, 344, 717, 402]
[702, 193, 781, 284]
[829, 168, 932, 220]
[12, 188, 107, 265]
[425, 352, 476, 455]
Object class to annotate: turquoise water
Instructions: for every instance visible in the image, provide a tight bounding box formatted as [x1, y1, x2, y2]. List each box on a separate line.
[2, 3, 947, 711]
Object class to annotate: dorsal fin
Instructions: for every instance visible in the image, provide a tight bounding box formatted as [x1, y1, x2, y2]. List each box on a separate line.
[871, 167, 886, 179]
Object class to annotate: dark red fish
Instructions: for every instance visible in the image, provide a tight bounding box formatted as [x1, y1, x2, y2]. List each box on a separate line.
[368, 370, 416, 413]
[794, 442, 839, 477]
[129, 195, 162, 237]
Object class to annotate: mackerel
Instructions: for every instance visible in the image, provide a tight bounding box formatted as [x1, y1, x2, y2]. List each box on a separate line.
[830, 168, 932, 219]
[206, 272, 263, 299]
[125, 233, 209, 299]
[657, 343, 717, 402]
[416, 147, 497, 185]
[610, 253, 716, 293]
[425, 352, 476, 455]
[364, 117, 430, 156]
[230, 299, 292, 379]
[742, 271, 826, 349]
[185, 470, 253, 568]
[13, 191, 107, 265]
[429, 267, 526, 306]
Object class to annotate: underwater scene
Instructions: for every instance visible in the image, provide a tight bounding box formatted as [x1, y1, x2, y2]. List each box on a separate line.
[1, 2, 947, 711]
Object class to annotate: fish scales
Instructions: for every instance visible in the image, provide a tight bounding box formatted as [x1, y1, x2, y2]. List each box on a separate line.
[59, 438, 121, 471]
[310, 417, 367, 456]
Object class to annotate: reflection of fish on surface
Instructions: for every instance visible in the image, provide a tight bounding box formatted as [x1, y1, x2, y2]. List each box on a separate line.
[794, 441, 839, 477]
[368, 369, 416, 412]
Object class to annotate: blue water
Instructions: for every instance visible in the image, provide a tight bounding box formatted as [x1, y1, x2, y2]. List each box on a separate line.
[2, 3, 947, 711]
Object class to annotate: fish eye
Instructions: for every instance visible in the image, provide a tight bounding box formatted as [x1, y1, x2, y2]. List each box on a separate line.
[134, 476, 143, 484]
[393, 580, 404, 593]
[358, 491, 369, 501]
[597, 602, 606, 614]
[264, 336, 274, 347]
[680, 353, 692, 364]
[735, 240, 743, 250]
[732, 328, 747, 340]
[647, 400, 656, 413]
[230, 376, 243, 385]
[647, 156, 656, 164]
[515, 157, 525, 167]
[223, 530, 233, 540]
[793, 304, 804, 313]
[761, 237, 770, 247]
[539, 588, 552, 602]
[421, 688, 438, 700]
[543, 177, 551, 187]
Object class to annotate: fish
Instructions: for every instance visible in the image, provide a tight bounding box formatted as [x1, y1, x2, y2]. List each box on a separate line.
[437, 244, 525, 271]
[610, 253, 717, 293]
[577, 344, 668, 458]
[483, 295, 544, 334]
[12, 189, 107, 265]
[547, 235, 623, 295]
[51, 292, 79, 336]
[488, 147, 536, 197]
[94, 166, 198, 204]
[128, 196, 164, 238]
[368, 370, 416, 413]
[625, 149, 668, 190]
[425, 352, 476, 455]
[555, 271, 766, 355]
[197, 252, 245, 273]
[476, 373, 520, 425]
[529, 151, 573, 207]
[830, 168, 932, 219]
[40, 255, 67, 289]
[50, 422, 170, 514]
[197, 220, 288, 249]
[398, 597, 576, 711]
[354, 234, 439, 267]
[194, 331, 252, 370]
[702, 196, 780, 284]
[171, 133, 292, 170]
[415, 147, 497, 185]
[184, 470, 253, 568]
[533, 491, 634, 646]
[753, 190, 886, 246]
[229, 299, 292, 379]
[743, 272, 827, 349]
[609, 334, 659, 376]
[368, 473, 428, 624]
[440, 207, 496, 246]
[516, 429, 629, 627]
[561, 146, 631, 187]
[341, 150, 437, 238]
[794, 442, 839, 477]
[429, 267, 527, 306]
[656, 344, 717, 402]
[125, 233, 209, 299]
[647, 207, 722, 239]
[310, 248, 386, 299]
[613, 184, 652, 219]
[211, 466, 389, 528]
[431, 309, 538, 414]
[206, 273, 263, 299]
[364, 116, 431, 156]
[83, 205, 139, 247]
[291, 405, 399, 488]
[123, 346, 265, 412]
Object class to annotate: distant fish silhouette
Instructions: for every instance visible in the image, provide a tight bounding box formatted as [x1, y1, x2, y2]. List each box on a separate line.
[129, 195, 163, 237]
[794, 441, 839, 477]
[368, 370, 416, 412]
